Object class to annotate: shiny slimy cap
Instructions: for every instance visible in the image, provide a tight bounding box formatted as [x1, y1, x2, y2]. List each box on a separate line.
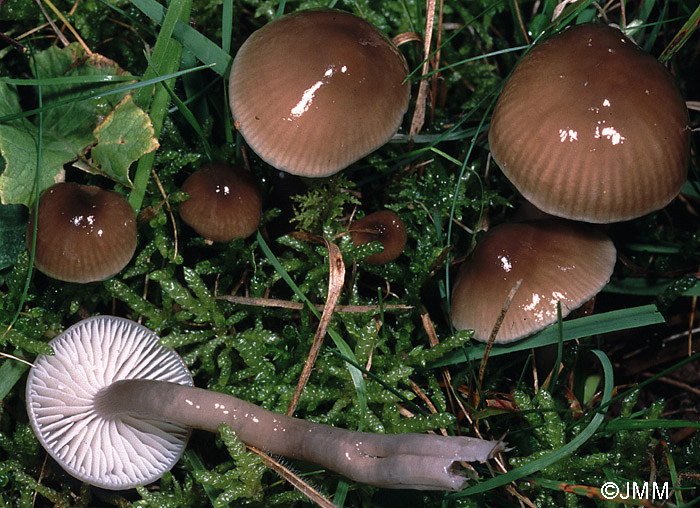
[450, 219, 616, 343]
[229, 9, 411, 177]
[489, 23, 690, 223]
[27, 183, 137, 283]
[180, 163, 262, 242]
[349, 210, 407, 264]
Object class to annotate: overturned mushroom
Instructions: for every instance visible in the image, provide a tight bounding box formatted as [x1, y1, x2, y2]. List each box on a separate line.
[26, 316, 503, 491]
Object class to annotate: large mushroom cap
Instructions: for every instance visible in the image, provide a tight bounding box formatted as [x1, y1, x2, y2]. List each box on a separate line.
[25, 316, 193, 490]
[489, 23, 690, 223]
[229, 9, 411, 177]
[451, 219, 616, 343]
[27, 182, 137, 283]
[179, 163, 262, 242]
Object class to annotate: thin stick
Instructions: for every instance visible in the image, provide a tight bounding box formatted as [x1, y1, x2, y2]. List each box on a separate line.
[0, 32, 27, 52]
[151, 169, 179, 261]
[409, 0, 437, 136]
[510, 0, 530, 45]
[689, 296, 696, 357]
[286, 240, 345, 416]
[429, 0, 444, 125]
[42, 0, 93, 55]
[475, 279, 522, 407]
[420, 306, 450, 437]
[640, 372, 700, 397]
[247, 446, 336, 508]
[34, 0, 70, 47]
[217, 295, 411, 313]
[0, 352, 36, 369]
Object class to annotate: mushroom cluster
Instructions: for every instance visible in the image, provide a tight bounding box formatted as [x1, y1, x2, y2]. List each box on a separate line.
[450, 22, 691, 342]
[229, 9, 411, 177]
[27, 182, 137, 283]
[26, 316, 504, 491]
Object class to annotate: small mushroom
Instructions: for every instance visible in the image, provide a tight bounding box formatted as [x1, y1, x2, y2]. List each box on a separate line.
[26, 316, 503, 491]
[450, 219, 616, 343]
[179, 163, 262, 242]
[489, 23, 690, 223]
[26, 182, 137, 283]
[349, 210, 407, 264]
[229, 9, 411, 177]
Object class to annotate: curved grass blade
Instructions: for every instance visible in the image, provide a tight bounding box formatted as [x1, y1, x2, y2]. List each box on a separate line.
[659, 3, 700, 63]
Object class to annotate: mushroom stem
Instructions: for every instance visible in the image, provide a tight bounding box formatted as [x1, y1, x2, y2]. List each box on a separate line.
[96, 379, 502, 491]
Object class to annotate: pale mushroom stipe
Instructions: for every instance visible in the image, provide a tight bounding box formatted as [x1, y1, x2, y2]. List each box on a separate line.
[228, 9, 411, 177]
[489, 23, 690, 223]
[27, 182, 137, 283]
[26, 316, 504, 491]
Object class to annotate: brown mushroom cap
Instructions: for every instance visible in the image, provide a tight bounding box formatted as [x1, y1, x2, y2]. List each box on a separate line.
[179, 163, 262, 242]
[489, 23, 690, 223]
[229, 9, 410, 177]
[27, 183, 137, 283]
[450, 219, 616, 343]
[350, 210, 406, 264]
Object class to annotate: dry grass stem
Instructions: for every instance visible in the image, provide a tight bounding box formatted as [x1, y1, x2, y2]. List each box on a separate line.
[152, 169, 179, 261]
[0, 351, 36, 368]
[247, 446, 335, 508]
[217, 295, 411, 313]
[409, 0, 437, 136]
[475, 278, 523, 406]
[286, 240, 345, 416]
[34, 0, 71, 47]
[42, 0, 93, 54]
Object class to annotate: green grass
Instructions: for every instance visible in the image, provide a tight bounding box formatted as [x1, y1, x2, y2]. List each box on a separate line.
[0, 0, 699, 507]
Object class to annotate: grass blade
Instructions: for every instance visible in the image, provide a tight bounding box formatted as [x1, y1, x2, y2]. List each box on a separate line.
[130, 0, 232, 76]
[431, 305, 665, 367]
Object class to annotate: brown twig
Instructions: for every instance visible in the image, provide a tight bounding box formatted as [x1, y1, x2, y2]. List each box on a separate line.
[286, 240, 345, 416]
[640, 371, 700, 397]
[216, 295, 411, 313]
[247, 446, 335, 508]
[0, 32, 28, 53]
[475, 278, 522, 407]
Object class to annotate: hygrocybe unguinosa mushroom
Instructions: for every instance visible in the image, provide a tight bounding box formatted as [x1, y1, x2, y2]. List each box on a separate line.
[26, 316, 503, 491]
[489, 23, 690, 223]
[229, 9, 411, 177]
[451, 218, 616, 343]
[27, 182, 137, 283]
